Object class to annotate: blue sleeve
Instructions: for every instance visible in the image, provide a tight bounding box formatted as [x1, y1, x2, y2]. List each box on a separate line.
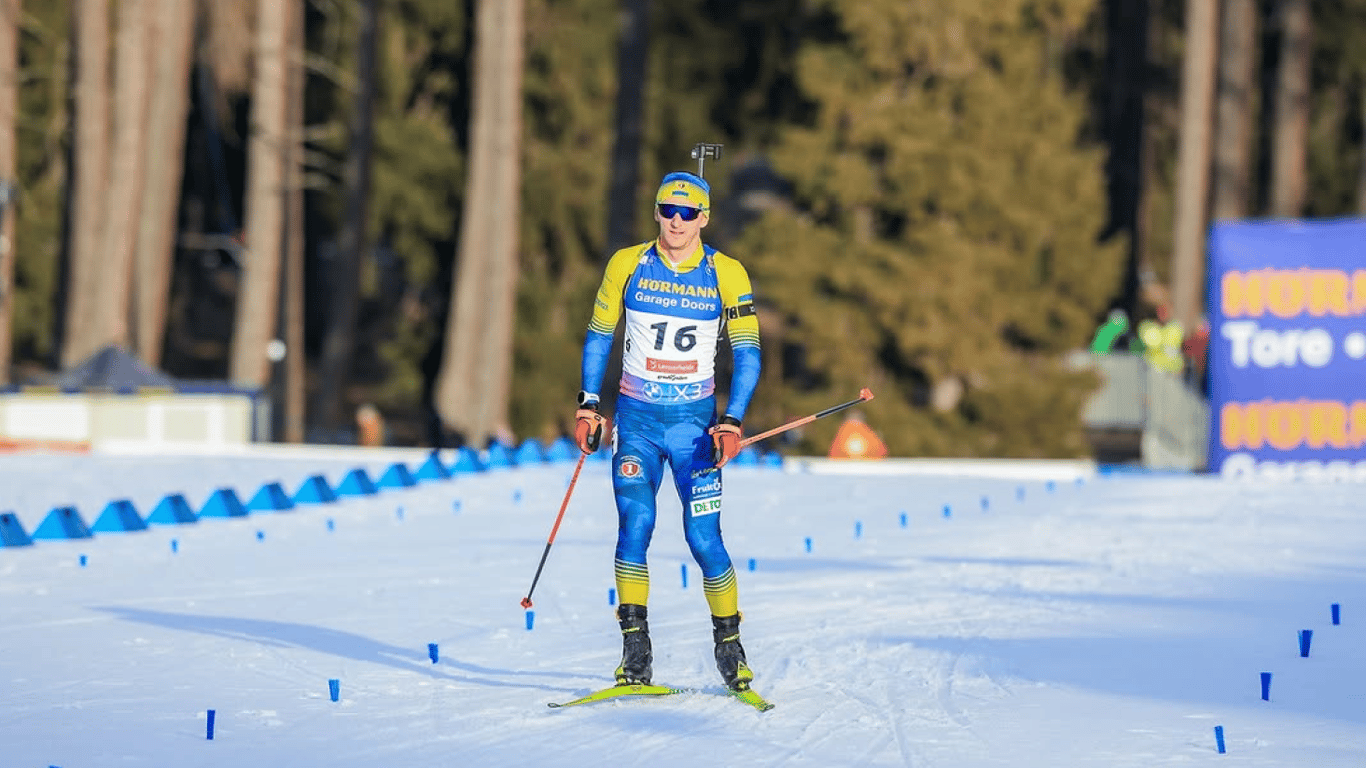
[580, 329, 615, 398]
[725, 345, 762, 422]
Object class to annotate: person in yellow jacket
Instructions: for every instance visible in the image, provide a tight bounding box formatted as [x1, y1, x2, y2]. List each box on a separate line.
[572, 171, 762, 692]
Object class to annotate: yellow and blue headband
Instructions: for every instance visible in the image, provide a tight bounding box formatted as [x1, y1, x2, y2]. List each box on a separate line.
[655, 171, 710, 212]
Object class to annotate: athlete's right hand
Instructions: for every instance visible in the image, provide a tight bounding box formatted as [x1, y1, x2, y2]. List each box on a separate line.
[574, 406, 606, 454]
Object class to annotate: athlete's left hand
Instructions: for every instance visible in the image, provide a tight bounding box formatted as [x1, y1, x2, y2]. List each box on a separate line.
[709, 416, 743, 468]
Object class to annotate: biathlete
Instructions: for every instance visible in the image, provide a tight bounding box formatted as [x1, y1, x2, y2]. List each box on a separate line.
[574, 170, 762, 692]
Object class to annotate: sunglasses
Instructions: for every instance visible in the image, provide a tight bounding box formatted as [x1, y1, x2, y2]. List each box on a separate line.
[657, 204, 703, 222]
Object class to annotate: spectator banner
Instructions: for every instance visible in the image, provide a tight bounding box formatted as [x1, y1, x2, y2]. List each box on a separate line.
[1207, 218, 1366, 480]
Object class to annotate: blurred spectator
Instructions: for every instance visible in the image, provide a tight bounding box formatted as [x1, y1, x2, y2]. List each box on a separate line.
[356, 403, 386, 447]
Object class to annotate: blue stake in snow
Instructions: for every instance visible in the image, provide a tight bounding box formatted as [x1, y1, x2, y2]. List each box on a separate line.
[255, 530, 265, 542]
[170, 539, 178, 554]
[326, 518, 335, 532]
[206, 709, 215, 740]
[681, 563, 688, 589]
[328, 679, 340, 702]
[804, 537, 813, 553]
[1214, 725, 1226, 753]
[943, 504, 952, 519]
[1332, 603, 1340, 625]
[747, 558, 756, 572]
[1299, 629, 1313, 657]
[608, 588, 616, 606]
[525, 611, 535, 631]
[1260, 672, 1272, 701]
[899, 511, 907, 528]
[79, 554, 87, 567]
[428, 643, 439, 664]
[854, 521, 863, 539]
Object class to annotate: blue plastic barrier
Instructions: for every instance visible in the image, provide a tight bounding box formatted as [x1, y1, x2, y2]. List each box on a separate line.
[33, 506, 95, 539]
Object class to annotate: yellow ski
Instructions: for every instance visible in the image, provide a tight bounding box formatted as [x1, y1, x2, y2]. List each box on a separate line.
[548, 683, 690, 708]
[727, 684, 775, 712]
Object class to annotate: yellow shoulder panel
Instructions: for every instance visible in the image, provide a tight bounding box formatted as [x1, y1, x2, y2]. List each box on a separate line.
[712, 251, 760, 349]
[589, 243, 651, 335]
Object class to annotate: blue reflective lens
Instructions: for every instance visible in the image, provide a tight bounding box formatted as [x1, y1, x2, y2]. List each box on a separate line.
[658, 204, 703, 221]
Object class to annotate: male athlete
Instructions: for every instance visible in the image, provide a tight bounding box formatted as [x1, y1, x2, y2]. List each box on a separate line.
[573, 171, 762, 692]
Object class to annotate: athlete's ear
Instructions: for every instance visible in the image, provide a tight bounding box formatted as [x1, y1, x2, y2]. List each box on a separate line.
[699, 212, 709, 229]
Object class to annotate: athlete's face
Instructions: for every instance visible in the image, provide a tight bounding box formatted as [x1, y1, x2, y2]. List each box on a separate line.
[655, 203, 708, 255]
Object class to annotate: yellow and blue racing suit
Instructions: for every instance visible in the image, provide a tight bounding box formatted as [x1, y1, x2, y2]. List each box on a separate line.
[581, 240, 761, 617]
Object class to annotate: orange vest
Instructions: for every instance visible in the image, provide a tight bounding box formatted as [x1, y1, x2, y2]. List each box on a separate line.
[828, 419, 887, 459]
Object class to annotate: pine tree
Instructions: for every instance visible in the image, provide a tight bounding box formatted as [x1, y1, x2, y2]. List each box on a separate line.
[9, 1, 66, 366]
[508, 0, 622, 441]
[736, 0, 1124, 457]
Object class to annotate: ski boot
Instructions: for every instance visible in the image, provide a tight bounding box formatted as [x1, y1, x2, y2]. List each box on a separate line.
[712, 613, 754, 691]
[614, 604, 653, 685]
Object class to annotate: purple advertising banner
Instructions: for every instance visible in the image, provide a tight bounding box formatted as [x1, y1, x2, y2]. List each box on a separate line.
[1206, 218, 1366, 480]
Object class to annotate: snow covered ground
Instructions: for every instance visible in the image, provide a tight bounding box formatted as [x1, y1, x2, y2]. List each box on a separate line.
[1, 451, 1362, 767]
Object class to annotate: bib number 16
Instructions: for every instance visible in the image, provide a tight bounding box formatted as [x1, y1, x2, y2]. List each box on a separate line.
[649, 321, 698, 352]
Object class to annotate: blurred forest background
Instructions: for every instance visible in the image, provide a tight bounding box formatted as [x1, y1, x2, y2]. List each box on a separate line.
[0, 0, 1362, 456]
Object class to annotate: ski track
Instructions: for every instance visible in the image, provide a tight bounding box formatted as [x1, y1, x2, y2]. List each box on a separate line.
[2, 458, 1365, 766]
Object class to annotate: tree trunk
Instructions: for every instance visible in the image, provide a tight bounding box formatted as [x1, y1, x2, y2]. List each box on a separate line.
[605, 0, 651, 253]
[1103, 0, 1149, 318]
[229, 0, 290, 388]
[283, 0, 305, 443]
[1170, 0, 1219, 332]
[132, 0, 196, 366]
[434, 0, 524, 445]
[91, 0, 152, 354]
[1359, 87, 1366, 215]
[0, 0, 16, 383]
[476, 0, 524, 445]
[63, 0, 110, 368]
[314, 0, 379, 435]
[1269, 0, 1312, 218]
[1211, 0, 1259, 221]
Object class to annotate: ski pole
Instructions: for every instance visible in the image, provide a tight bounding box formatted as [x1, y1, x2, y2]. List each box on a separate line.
[520, 451, 589, 609]
[739, 388, 874, 448]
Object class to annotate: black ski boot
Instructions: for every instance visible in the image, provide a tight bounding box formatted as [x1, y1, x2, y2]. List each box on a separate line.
[712, 613, 754, 691]
[614, 604, 653, 685]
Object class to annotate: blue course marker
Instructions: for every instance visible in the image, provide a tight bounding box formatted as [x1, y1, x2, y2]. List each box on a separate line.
[1214, 725, 1226, 753]
[681, 563, 689, 589]
[1299, 629, 1313, 657]
[525, 611, 535, 631]
[328, 679, 340, 702]
[428, 643, 439, 664]
[1260, 672, 1272, 701]
[206, 709, 216, 740]
[1332, 603, 1341, 625]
